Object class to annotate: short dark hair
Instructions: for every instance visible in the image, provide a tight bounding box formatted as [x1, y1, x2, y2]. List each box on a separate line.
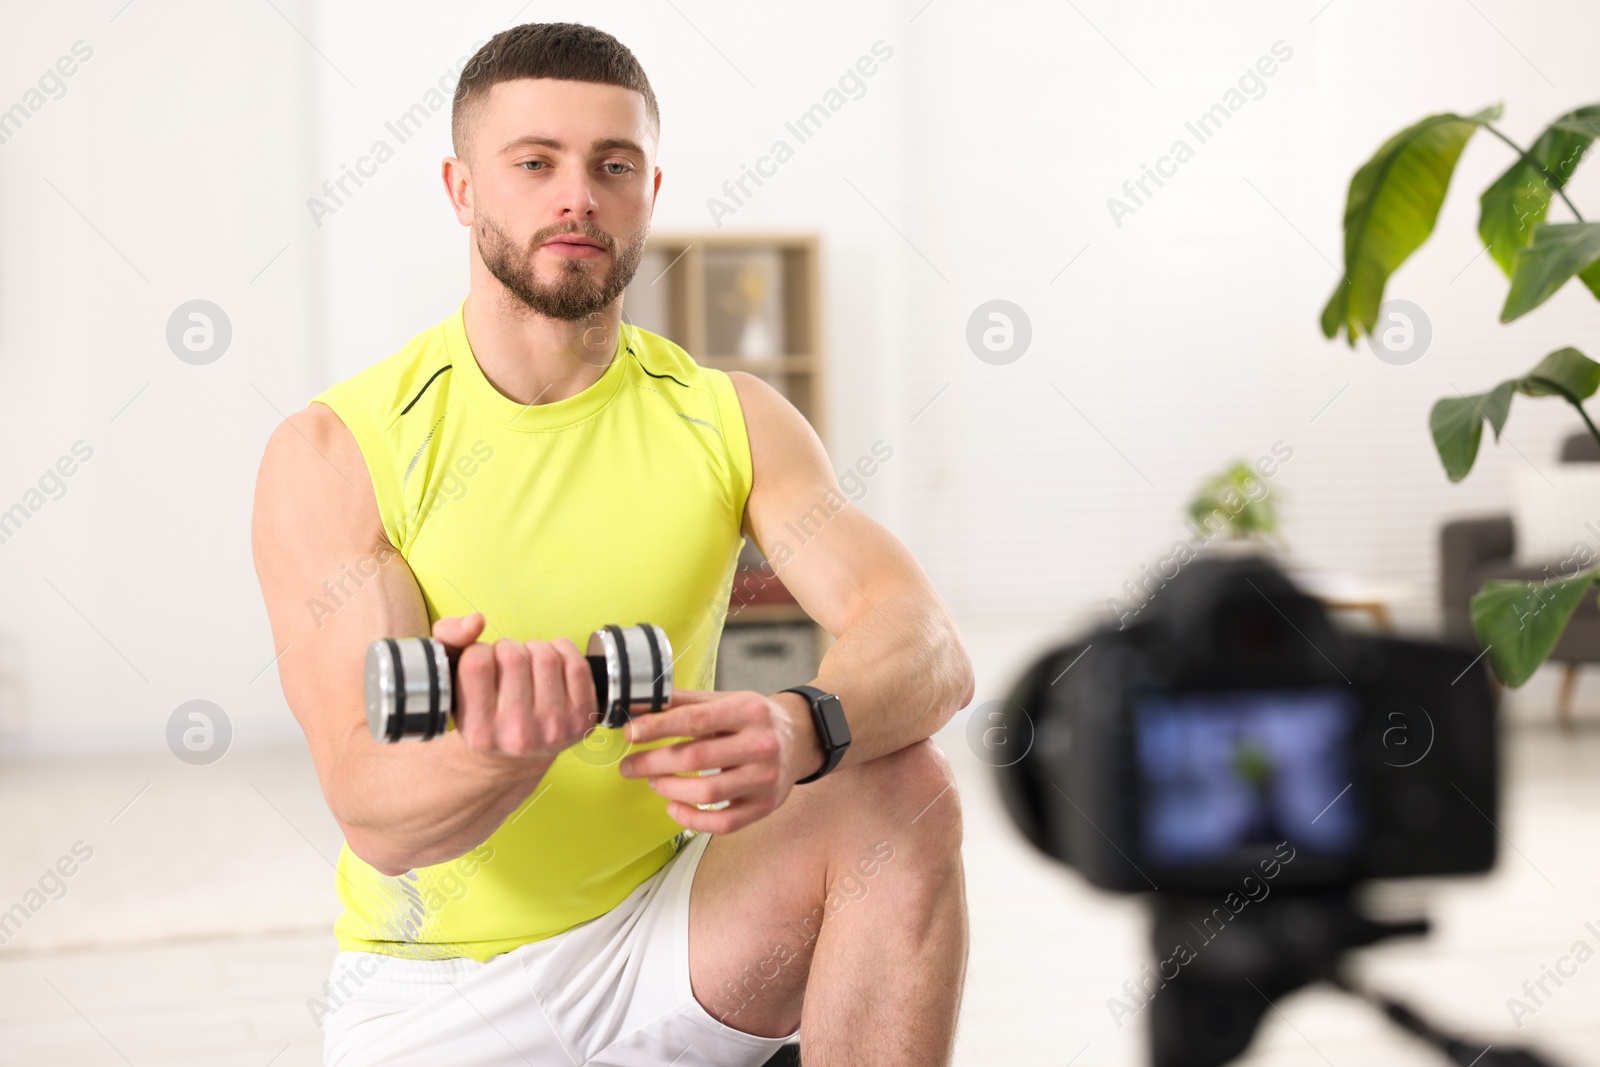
[451, 22, 660, 157]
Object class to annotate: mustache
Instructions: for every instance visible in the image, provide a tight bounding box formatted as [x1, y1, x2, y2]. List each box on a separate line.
[533, 224, 615, 252]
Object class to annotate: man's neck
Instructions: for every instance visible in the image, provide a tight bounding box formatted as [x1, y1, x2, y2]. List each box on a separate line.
[461, 288, 623, 408]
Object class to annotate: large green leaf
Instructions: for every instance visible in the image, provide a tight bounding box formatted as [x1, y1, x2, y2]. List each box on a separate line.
[1518, 346, 1600, 400]
[1479, 378, 1517, 431]
[1478, 105, 1600, 276]
[1471, 570, 1600, 687]
[1428, 397, 1485, 483]
[1502, 222, 1600, 321]
[1322, 105, 1502, 345]
[1551, 111, 1600, 138]
[1429, 349, 1598, 482]
[1429, 381, 1514, 482]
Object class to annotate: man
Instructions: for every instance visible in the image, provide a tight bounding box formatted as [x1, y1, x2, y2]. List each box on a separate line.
[252, 21, 974, 1067]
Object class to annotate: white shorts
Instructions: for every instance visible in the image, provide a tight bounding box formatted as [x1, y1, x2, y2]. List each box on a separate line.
[321, 832, 799, 1066]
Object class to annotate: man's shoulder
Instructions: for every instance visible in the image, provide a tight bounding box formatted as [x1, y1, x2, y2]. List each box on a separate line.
[314, 310, 458, 432]
[625, 322, 715, 390]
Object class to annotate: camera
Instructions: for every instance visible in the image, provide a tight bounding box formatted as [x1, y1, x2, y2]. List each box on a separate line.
[994, 552, 1497, 895]
[988, 552, 1561, 1067]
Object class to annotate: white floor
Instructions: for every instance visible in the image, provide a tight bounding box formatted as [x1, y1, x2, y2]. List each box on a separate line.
[3, 617, 1599, 1066]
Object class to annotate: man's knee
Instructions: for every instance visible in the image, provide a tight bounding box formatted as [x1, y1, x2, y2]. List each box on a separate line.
[856, 738, 963, 853]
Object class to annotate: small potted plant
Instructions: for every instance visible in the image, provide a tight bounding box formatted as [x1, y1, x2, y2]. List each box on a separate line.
[1185, 460, 1285, 557]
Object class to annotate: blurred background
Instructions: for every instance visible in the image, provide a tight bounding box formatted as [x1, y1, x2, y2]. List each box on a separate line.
[2, 1, 1599, 1064]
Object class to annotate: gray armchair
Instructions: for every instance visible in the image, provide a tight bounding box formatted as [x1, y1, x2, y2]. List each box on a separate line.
[1440, 431, 1600, 725]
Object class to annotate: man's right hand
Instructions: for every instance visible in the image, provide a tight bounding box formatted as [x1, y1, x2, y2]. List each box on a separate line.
[433, 612, 601, 763]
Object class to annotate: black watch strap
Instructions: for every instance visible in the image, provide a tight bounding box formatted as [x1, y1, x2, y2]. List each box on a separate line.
[781, 685, 851, 784]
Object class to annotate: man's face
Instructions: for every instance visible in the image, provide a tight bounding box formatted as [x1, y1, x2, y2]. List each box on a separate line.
[461, 78, 658, 322]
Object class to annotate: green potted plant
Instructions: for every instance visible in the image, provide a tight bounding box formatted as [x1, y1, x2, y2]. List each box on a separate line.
[1186, 460, 1285, 554]
[1322, 103, 1600, 686]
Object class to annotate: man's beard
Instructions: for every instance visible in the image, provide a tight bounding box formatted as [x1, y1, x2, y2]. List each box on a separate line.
[476, 212, 647, 322]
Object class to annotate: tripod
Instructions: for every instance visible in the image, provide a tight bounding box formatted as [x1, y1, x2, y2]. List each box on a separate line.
[1143, 890, 1565, 1067]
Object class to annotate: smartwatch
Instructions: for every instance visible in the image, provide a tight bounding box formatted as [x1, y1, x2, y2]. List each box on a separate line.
[779, 685, 851, 784]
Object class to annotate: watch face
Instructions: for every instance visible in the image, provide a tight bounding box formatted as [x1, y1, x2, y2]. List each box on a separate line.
[817, 694, 850, 747]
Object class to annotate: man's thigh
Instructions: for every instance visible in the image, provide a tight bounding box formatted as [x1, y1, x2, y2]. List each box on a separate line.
[685, 738, 957, 1038]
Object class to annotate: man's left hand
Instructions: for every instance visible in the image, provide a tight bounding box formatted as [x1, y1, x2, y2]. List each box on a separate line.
[618, 689, 823, 833]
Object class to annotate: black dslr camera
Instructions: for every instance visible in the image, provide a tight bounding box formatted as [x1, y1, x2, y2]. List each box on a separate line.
[993, 553, 1559, 1067]
[997, 552, 1496, 891]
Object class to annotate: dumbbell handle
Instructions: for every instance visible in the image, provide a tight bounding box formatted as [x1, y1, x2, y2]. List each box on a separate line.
[365, 623, 673, 743]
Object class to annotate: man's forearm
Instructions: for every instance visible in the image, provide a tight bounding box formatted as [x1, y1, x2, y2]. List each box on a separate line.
[792, 590, 974, 766]
[333, 735, 551, 875]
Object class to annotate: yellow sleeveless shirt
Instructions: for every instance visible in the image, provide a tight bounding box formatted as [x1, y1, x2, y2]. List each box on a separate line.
[308, 299, 752, 961]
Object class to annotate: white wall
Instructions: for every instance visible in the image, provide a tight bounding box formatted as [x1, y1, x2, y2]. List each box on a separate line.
[0, 0, 323, 752]
[894, 0, 1600, 644]
[3, 0, 1598, 753]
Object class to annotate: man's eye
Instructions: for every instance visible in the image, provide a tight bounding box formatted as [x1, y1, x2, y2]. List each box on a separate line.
[603, 162, 631, 175]
[519, 160, 547, 171]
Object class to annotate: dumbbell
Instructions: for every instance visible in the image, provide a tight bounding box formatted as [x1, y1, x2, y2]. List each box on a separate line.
[365, 623, 673, 743]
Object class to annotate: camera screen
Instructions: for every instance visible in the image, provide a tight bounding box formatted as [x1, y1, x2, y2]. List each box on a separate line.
[1135, 688, 1363, 867]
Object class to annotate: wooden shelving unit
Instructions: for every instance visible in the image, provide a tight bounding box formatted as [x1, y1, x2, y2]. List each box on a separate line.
[621, 233, 830, 688]
[623, 233, 824, 437]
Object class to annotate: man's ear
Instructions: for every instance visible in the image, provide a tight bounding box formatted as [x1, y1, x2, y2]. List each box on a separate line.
[442, 156, 474, 226]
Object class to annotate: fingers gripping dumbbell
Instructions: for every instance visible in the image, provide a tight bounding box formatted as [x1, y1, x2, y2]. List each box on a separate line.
[364, 623, 673, 743]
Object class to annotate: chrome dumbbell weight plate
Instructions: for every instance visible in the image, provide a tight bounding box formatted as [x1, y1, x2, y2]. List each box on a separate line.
[365, 635, 453, 743]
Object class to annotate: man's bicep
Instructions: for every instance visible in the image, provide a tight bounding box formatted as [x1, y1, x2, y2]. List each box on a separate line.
[251, 404, 428, 771]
